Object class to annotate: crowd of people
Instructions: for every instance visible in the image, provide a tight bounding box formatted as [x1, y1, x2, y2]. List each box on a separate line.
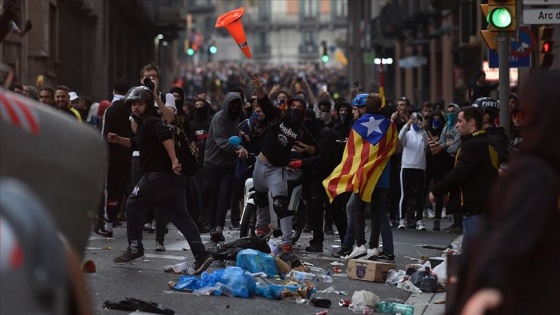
[7, 62, 554, 315]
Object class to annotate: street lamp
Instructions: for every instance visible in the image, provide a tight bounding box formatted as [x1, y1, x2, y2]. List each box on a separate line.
[154, 34, 164, 64]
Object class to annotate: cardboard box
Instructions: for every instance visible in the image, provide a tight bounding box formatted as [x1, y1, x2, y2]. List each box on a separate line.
[347, 259, 396, 283]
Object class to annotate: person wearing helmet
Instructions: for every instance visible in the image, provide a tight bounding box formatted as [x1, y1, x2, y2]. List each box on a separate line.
[249, 74, 317, 253]
[106, 86, 214, 273]
[351, 93, 368, 121]
[472, 97, 510, 170]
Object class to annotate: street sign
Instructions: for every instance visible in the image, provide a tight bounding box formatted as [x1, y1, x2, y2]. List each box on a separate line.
[523, 0, 560, 4]
[489, 50, 531, 68]
[523, 9, 560, 24]
[511, 26, 536, 57]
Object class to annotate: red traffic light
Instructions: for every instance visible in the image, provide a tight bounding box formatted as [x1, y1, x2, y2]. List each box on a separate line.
[543, 41, 551, 53]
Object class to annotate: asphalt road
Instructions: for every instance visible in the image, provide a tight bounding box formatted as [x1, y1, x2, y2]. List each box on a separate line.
[84, 217, 459, 315]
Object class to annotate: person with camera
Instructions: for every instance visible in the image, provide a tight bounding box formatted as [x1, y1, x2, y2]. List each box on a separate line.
[250, 74, 317, 253]
[107, 86, 214, 273]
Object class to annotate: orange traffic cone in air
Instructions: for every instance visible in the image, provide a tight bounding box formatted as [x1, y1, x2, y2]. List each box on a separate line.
[215, 7, 252, 58]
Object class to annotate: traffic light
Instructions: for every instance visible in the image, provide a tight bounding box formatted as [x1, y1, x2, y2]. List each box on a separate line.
[480, 0, 517, 51]
[209, 45, 217, 54]
[187, 48, 194, 56]
[538, 25, 555, 69]
[487, 0, 516, 32]
[321, 43, 329, 63]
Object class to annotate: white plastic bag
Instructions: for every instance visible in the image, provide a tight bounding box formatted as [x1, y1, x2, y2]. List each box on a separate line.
[432, 258, 448, 285]
[349, 290, 380, 313]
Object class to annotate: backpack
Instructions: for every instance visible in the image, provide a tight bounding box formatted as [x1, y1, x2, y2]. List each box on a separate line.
[169, 123, 198, 176]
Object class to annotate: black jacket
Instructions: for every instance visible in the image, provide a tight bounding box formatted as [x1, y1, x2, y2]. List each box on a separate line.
[301, 119, 343, 180]
[485, 126, 510, 165]
[102, 100, 134, 165]
[432, 130, 499, 215]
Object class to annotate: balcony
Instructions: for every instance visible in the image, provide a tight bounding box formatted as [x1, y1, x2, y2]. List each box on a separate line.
[298, 44, 319, 60]
[252, 44, 272, 60]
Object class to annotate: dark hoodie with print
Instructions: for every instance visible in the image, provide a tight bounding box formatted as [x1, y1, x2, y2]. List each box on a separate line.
[203, 92, 244, 168]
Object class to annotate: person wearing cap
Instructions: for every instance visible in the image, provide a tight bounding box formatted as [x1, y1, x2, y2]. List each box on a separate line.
[54, 85, 82, 122]
[250, 74, 317, 253]
[69, 91, 80, 109]
[472, 97, 510, 172]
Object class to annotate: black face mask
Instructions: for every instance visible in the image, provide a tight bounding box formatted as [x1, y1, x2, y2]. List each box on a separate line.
[228, 103, 241, 119]
[290, 108, 303, 122]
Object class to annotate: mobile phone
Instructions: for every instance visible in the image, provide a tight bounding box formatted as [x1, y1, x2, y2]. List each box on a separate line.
[426, 131, 435, 143]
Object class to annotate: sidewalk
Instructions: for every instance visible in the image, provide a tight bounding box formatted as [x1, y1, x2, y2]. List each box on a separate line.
[405, 235, 462, 315]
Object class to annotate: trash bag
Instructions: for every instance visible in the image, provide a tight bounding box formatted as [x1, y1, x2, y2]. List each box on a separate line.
[409, 268, 438, 293]
[173, 267, 256, 298]
[236, 249, 278, 278]
[349, 290, 380, 313]
[208, 235, 271, 261]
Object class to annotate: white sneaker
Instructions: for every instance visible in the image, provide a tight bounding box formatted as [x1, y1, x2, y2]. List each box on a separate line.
[155, 242, 166, 251]
[416, 220, 426, 231]
[344, 245, 367, 259]
[397, 219, 406, 229]
[363, 248, 380, 260]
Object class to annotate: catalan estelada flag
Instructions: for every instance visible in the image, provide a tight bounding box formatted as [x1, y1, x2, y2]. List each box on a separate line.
[323, 113, 397, 202]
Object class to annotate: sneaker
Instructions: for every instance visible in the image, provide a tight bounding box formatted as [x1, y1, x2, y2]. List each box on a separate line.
[193, 254, 214, 275]
[377, 253, 395, 262]
[197, 224, 211, 234]
[433, 220, 441, 231]
[397, 219, 406, 229]
[344, 245, 367, 260]
[210, 226, 225, 242]
[113, 249, 144, 264]
[95, 227, 113, 238]
[256, 225, 273, 238]
[143, 223, 154, 233]
[363, 248, 380, 260]
[305, 243, 323, 253]
[155, 242, 166, 252]
[416, 220, 426, 231]
[333, 248, 352, 258]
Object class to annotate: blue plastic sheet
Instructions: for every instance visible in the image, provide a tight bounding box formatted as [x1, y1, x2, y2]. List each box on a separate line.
[236, 249, 278, 278]
[173, 267, 256, 298]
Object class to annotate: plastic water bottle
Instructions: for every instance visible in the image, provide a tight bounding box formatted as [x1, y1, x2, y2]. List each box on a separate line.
[213, 282, 234, 297]
[287, 270, 318, 282]
[376, 301, 414, 315]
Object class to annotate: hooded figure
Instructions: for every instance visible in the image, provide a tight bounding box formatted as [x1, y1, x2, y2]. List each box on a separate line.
[203, 92, 244, 168]
[333, 100, 353, 140]
[438, 103, 461, 156]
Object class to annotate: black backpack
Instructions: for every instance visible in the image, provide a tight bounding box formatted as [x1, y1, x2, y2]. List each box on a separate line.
[169, 123, 198, 176]
[207, 236, 271, 261]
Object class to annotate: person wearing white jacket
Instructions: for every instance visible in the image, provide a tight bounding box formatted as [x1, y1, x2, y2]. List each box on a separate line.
[397, 113, 429, 230]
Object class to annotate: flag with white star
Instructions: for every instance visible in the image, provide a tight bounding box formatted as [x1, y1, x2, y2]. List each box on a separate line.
[323, 113, 397, 202]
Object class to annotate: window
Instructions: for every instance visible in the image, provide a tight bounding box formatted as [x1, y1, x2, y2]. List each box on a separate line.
[332, 0, 348, 18]
[301, 0, 318, 18]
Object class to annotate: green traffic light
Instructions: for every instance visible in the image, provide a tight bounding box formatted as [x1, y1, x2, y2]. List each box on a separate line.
[187, 48, 194, 56]
[321, 55, 329, 63]
[489, 7, 512, 29]
[209, 46, 217, 54]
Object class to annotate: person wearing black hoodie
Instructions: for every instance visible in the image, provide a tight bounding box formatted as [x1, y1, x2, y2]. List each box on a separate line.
[332, 100, 353, 140]
[251, 75, 317, 253]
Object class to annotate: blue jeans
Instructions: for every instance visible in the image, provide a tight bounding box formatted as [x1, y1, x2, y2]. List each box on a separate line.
[204, 166, 234, 228]
[369, 188, 394, 254]
[462, 214, 484, 253]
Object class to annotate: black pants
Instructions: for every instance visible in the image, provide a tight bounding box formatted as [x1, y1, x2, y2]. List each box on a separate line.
[388, 154, 402, 221]
[204, 166, 234, 228]
[104, 162, 133, 224]
[126, 171, 206, 259]
[308, 178, 347, 245]
[399, 168, 425, 221]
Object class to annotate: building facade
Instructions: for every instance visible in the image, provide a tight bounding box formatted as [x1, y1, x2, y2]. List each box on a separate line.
[1, 0, 185, 100]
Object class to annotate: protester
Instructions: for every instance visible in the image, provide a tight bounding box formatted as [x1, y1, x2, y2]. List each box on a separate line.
[452, 71, 560, 315]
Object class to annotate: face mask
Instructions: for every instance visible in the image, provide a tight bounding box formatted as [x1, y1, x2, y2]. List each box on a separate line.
[228, 103, 241, 119]
[446, 113, 458, 127]
[339, 113, 348, 124]
[432, 120, 442, 129]
[290, 108, 303, 122]
[319, 111, 330, 123]
[412, 123, 420, 131]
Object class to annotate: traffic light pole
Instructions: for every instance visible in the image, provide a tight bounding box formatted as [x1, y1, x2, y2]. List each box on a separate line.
[497, 31, 510, 137]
